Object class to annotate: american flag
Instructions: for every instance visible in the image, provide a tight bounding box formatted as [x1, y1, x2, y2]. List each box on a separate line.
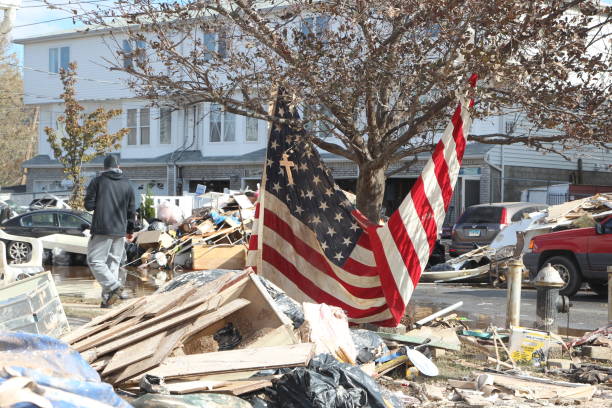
[248, 78, 476, 326]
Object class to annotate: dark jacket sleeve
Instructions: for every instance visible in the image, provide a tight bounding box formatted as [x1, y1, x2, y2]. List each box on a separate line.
[126, 184, 136, 234]
[84, 177, 98, 212]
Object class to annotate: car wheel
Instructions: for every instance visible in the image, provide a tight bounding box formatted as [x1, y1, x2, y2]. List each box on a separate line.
[8, 241, 32, 264]
[588, 282, 608, 297]
[544, 255, 582, 297]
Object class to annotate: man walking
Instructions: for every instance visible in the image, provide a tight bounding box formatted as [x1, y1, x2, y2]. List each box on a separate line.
[85, 155, 135, 308]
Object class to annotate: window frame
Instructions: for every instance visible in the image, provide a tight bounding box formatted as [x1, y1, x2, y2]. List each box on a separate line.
[58, 213, 87, 229]
[123, 39, 146, 69]
[208, 103, 236, 143]
[159, 108, 172, 144]
[202, 31, 228, 61]
[22, 212, 58, 228]
[49, 46, 70, 73]
[245, 116, 259, 142]
[126, 107, 151, 146]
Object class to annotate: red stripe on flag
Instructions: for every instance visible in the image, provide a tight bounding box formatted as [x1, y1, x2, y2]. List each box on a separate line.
[262, 244, 389, 319]
[263, 209, 384, 299]
[367, 223, 407, 325]
[451, 105, 467, 161]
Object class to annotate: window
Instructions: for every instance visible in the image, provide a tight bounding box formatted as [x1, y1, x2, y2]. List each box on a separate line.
[49, 47, 70, 73]
[246, 117, 259, 142]
[160, 108, 172, 144]
[21, 212, 57, 227]
[59, 213, 86, 229]
[209, 104, 235, 142]
[305, 105, 334, 138]
[123, 40, 146, 69]
[203, 32, 228, 60]
[301, 16, 330, 37]
[127, 108, 150, 145]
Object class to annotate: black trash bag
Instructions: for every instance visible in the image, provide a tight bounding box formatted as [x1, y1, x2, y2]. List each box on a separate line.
[256, 276, 304, 329]
[147, 219, 167, 232]
[157, 269, 236, 293]
[214, 323, 242, 350]
[350, 329, 389, 364]
[270, 354, 387, 408]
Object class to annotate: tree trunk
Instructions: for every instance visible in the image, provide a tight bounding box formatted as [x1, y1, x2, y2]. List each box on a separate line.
[355, 163, 386, 223]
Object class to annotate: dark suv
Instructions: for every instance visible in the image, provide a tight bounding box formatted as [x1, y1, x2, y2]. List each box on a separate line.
[449, 202, 548, 257]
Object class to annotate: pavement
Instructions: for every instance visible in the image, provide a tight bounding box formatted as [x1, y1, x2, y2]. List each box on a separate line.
[412, 283, 609, 334]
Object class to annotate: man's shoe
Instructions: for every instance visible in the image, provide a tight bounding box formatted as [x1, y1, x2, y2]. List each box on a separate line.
[117, 288, 133, 300]
[100, 286, 122, 308]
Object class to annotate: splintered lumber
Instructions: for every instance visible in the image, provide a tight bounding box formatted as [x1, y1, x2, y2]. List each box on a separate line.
[113, 325, 190, 385]
[95, 298, 251, 357]
[61, 298, 145, 344]
[75, 295, 219, 352]
[73, 319, 140, 352]
[192, 244, 247, 270]
[146, 343, 316, 380]
[211, 380, 273, 396]
[102, 332, 166, 376]
[164, 380, 230, 394]
[141, 285, 197, 318]
[376, 331, 461, 351]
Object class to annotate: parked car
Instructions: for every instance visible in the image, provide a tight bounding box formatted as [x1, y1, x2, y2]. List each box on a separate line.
[523, 215, 612, 297]
[28, 195, 70, 211]
[0, 209, 91, 263]
[449, 202, 548, 257]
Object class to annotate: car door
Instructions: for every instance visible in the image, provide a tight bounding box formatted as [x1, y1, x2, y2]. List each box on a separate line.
[586, 217, 612, 279]
[27, 212, 59, 238]
[58, 213, 88, 236]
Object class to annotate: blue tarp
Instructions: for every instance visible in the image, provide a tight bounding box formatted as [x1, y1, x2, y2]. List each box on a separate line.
[0, 331, 132, 408]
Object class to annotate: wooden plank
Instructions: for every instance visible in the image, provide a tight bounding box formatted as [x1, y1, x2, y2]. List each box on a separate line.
[102, 332, 165, 376]
[213, 380, 272, 396]
[60, 320, 113, 346]
[145, 285, 197, 317]
[113, 324, 190, 385]
[96, 298, 251, 357]
[376, 331, 461, 351]
[192, 245, 246, 270]
[147, 343, 315, 380]
[73, 319, 139, 352]
[75, 293, 215, 352]
[71, 297, 144, 332]
[165, 380, 230, 394]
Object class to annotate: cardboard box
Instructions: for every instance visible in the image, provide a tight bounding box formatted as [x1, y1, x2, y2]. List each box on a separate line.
[192, 244, 247, 270]
[136, 230, 174, 249]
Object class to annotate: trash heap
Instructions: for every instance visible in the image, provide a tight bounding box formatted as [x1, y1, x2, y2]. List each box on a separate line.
[127, 193, 256, 283]
[425, 193, 612, 283]
[40, 268, 609, 408]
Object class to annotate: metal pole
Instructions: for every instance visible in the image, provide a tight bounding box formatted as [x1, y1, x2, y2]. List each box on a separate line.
[608, 265, 612, 323]
[506, 259, 523, 328]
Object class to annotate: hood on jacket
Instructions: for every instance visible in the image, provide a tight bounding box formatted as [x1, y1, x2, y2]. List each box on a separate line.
[101, 169, 124, 180]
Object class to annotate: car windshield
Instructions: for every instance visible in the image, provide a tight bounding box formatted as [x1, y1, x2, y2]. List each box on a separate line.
[458, 207, 503, 224]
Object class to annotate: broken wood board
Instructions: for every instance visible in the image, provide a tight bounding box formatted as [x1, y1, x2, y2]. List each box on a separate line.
[102, 332, 165, 376]
[192, 244, 247, 270]
[73, 319, 139, 352]
[164, 380, 230, 394]
[95, 298, 250, 357]
[147, 343, 316, 380]
[114, 324, 190, 385]
[377, 331, 461, 351]
[212, 379, 273, 396]
[487, 372, 595, 401]
[140, 285, 197, 318]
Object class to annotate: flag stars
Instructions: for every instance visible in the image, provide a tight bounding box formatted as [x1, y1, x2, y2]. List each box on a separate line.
[266, 159, 273, 167]
[299, 162, 308, 171]
[312, 175, 321, 185]
[295, 205, 304, 215]
[305, 190, 314, 199]
[272, 182, 281, 192]
[333, 252, 343, 261]
[350, 223, 359, 231]
[270, 140, 279, 149]
[342, 237, 352, 246]
[324, 188, 334, 197]
[310, 215, 321, 225]
[319, 201, 329, 210]
[326, 227, 336, 237]
[334, 213, 343, 222]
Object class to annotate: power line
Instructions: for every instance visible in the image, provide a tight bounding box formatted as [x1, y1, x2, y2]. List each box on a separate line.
[14, 11, 96, 28]
[5, 61, 123, 85]
[21, 0, 112, 7]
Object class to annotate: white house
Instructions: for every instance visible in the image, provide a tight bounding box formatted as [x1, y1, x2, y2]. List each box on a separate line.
[13, 24, 612, 223]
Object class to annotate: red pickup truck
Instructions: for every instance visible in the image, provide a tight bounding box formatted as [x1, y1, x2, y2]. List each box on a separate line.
[523, 216, 612, 297]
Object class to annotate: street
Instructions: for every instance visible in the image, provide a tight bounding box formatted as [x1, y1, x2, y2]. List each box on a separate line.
[412, 283, 608, 334]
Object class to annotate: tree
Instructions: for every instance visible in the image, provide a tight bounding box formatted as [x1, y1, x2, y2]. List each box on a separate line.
[0, 47, 37, 187]
[142, 186, 156, 221]
[44, 62, 128, 209]
[80, 0, 611, 221]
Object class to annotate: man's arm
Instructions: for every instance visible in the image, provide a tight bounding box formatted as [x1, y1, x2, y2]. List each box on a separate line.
[84, 177, 98, 211]
[126, 185, 136, 234]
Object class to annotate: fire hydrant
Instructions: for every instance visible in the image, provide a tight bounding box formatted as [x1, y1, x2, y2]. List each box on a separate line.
[534, 263, 570, 332]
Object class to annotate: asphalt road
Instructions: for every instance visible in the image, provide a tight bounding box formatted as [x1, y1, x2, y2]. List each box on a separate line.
[411, 283, 609, 334]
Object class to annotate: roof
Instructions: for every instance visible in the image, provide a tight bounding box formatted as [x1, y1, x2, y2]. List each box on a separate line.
[13, 23, 129, 44]
[23, 143, 492, 169]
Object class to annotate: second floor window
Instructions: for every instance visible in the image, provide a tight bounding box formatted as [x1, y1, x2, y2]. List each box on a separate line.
[127, 108, 150, 145]
[49, 47, 70, 73]
[123, 40, 146, 69]
[209, 103, 235, 142]
[301, 16, 330, 38]
[159, 108, 172, 144]
[246, 116, 259, 142]
[203, 32, 228, 61]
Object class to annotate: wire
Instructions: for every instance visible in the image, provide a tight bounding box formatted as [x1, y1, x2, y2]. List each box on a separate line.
[14, 11, 96, 28]
[21, 0, 112, 8]
[5, 61, 123, 85]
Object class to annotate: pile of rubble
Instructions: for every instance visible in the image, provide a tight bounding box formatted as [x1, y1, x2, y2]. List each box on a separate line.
[127, 193, 256, 284]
